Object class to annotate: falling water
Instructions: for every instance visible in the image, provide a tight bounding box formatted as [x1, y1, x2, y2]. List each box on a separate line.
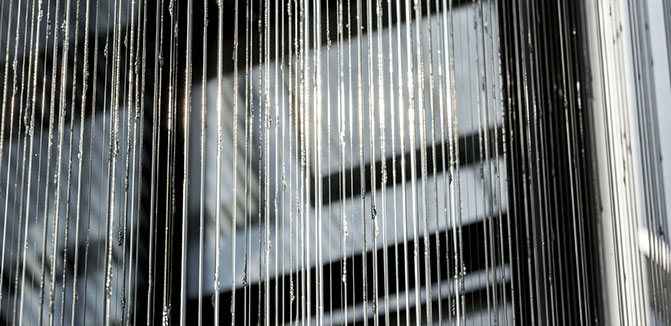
[0, 0, 669, 325]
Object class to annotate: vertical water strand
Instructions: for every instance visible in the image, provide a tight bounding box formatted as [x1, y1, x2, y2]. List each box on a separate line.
[542, 0, 562, 321]
[363, 0, 379, 321]
[616, 0, 636, 323]
[488, 0, 511, 323]
[375, 0, 391, 322]
[297, 0, 306, 320]
[131, 2, 143, 321]
[622, 1, 655, 320]
[48, 0, 72, 320]
[120, 0, 140, 322]
[469, 9, 481, 324]
[118, 0, 139, 320]
[335, 0, 348, 320]
[324, 0, 334, 323]
[497, 0, 519, 322]
[624, 0, 647, 319]
[102, 0, 115, 320]
[664, 0, 671, 119]
[526, 0, 549, 321]
[410, 0, 433, 320]
[117, 1, 129, 316]
[542, 0, 566, 320]
[0, 0, 16, 309]
[35, 0, 60, 318]
[147, 0, 167, 321]
[241, 0, 252, 320]
[392, 0, 411, 321]
[100, 0, 118, 321]
[290, 0, 298, 319]
[647, 4, 671, 315]
[616, 0, 641, 321]
[296, 0, 304, 321]
[432, 0, 453, 325]
[161, 0, 176, 320]
[292, 1, 298, 314]
[135, 0, 149, 324]
[309, 0, 317, 320]
[510, 0, 537, 322]
[246, 0, 257, 319]
[530, 1, 555, 323]
[105, 0, 127, 320]
[315, 0, 325, 322]
[445, 0, 465, 323]
[592, 4, 620, 322]
[116, 0, 128, 316]
[279, 0, 288, 319]
[401, 0, 423, 322]
[2, 0, 19, 312]
[15, 1, 38, 320]
[273, 0, 282, 321]
[256, 0, 264, 319]
[6, 3, 32, 315]
[575, 0, 592, 320]
[0, 3, 5, 285]
[68, 0, 93, 320]
[83, 0, 105, 322]
[294, 0, 300, 320]
[0, 9, 13, 313]
[622, 1, 647, 321]
[230, 0, 240, 321]
[477, 0, 497, 320]
[614, 0, 636, 320]
[17, 0, 47, 322]
[172, 0, 182, 319]
[513, 1, 540, 323]
[345, 0, 357, 320]
[304, 0, 313, 318]
[423, 0, 442, 323]
[434, 0, 453, 323]
[334, 0, 343, 321]
[643, 0, 670, 316]
[571, 0, 596, 320]
[104, 1, 117, 323]
[262, 0, 271, 319]
[464, 10, 478, 322]
[437, 0, 454, 322]
[256, 13, 264, 323]
[0, 0, 21, 312]
[315, 0, 324, 319]
[198, 0, 208, 323]
[353, 0, 369, 321]
[4, 0, 22, 320]
[304, 0, 312, 319]
[473, 1, 492, 321]
[214, 0, 224, 323]
[625, 0, 651, 321]
[346, 0, 356, 320]
[494, 0, 506, 322]
[555, 0, 585, 323]
[179, 0, 194, 321]
[280, 0, 288, 320]
[287, 0, 295, 321]
[28, 0, 41, 320]
[0, 0, 23, 318]
[131, 0, 150, 321]
[484, 2, 500, 320]
[58, 0, 86, 321]
[383, 0, 402, 323]
[10, 0, 35, 320]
